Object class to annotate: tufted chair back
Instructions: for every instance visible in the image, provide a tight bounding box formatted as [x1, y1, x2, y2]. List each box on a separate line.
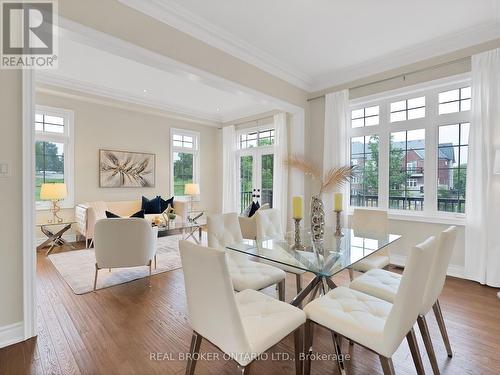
[207, 213, 244, 249]
[383, 235, 436, 355]
[421, 226, 457, 314]
[351, 208, 388, 236]
[179, 240, 252, 360]
[256, 209, 283, 241]
[94, 218, 156, 268]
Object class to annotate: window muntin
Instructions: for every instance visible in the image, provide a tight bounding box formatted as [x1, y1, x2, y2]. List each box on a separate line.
[351, 106, 379, 128]
[350, 135, 379, 207]
[348, 78, 470, 218]
[437, 123, 469, 213]
[35, 113, 65, 134]
[390, 96, 425, 122]
[439, 87, 471, 115]
[239, 128, 275, 149]
[171, 129, 199, 197]
[389, 129, 426, 211]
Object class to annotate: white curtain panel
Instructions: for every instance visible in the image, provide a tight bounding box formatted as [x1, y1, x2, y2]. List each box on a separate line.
[222, 125, 237, 213]
[323, 90, 349, 226]
[465, 48, 500, 287]
[273, 112, 289, 231]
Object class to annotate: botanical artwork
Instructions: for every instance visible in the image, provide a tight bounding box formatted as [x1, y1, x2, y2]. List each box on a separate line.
[99, 150, 155, 188]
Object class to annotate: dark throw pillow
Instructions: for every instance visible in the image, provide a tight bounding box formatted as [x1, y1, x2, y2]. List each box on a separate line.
[142, 196, 162, 214]
[242, 202, 253, 217]
[248, 201, 260, 218]
[160, 196, 174, 212]
[105, 210, 145, 219]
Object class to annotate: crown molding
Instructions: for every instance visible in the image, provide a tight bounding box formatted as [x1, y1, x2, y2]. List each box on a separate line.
[310, 20, 500, 92]
[117, 0, 313, 91]
[36, 73, 276, 125]
[36, 73, 221, 125]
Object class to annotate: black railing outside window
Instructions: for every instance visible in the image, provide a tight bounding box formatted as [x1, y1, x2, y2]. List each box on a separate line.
[350, 194, 465, 213]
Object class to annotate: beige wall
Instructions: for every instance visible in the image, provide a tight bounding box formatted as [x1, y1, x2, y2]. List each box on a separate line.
[0, 71, 24, 327]
[35, 90, 221, 236]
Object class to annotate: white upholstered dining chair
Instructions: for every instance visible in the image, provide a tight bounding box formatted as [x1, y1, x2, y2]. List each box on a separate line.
[93, 218, 157, 291]
[349, 208, 391, 279]
[255, 208, 306, 294]
[179, 240, 306, 375]
[303, 236, 437, 375]
[207, 213, 287, 300]
[350, 226, 458, 374]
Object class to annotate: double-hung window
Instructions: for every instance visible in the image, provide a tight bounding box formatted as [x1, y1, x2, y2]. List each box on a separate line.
[347, 75, 471, 220]
[171, 129, 200, 197]
[35, 106, 75, 209]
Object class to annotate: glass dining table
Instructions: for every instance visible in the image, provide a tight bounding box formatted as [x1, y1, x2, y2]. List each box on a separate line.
[226, 228, 401, 306]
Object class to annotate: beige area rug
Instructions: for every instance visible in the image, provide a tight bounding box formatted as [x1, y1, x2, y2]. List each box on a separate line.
[48, 234, 205, 294]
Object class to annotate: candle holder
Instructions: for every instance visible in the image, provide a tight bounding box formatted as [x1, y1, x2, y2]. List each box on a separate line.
[291, 218, 306, 251]
[335, 210, 344, 237]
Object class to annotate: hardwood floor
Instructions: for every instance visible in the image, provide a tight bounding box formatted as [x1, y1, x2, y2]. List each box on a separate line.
[1, 244, 500, 375]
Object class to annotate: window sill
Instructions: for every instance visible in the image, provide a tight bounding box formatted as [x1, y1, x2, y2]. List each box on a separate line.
[347, 207, 466, 226]
[35, 202, 75, 211]
[387, 211, 466, 226]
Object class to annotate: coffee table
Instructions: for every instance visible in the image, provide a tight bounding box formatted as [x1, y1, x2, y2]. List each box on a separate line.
[156, 218, 206, 244]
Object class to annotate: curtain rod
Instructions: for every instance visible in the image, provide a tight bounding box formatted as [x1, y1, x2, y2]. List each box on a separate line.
[307, 57, 470, 101]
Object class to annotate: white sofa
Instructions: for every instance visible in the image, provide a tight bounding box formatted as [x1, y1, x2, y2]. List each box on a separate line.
[75, 199, 188, 247]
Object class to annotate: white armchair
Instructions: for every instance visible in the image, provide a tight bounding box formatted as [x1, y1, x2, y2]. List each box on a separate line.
[238, 203, 270, 240]
[349, 208, 391, 279]
[179, 240, 306, 374]
[207, 213, 286, 300]
[303, 236, 437, 375]
[256, 209, 306, 294]
[349, 226, 458, 373]
[93, 218, 157, 291]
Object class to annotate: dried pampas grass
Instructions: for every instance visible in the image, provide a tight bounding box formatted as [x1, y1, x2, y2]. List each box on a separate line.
[285, 155, 356, 194]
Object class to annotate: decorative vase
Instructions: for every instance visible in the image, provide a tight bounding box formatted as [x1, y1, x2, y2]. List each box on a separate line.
[310, 195, 326, 266]
[310, 195, 325, 242]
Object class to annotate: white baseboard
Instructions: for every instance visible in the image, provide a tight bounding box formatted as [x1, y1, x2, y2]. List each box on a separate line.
[36, 234, 78, 246]
[0, 321, 24, 348]
[390, 254, 465, 279]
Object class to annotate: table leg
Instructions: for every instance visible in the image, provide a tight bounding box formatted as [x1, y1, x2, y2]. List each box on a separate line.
[38, 224, 73, 255]
[290, 276, 322, 307]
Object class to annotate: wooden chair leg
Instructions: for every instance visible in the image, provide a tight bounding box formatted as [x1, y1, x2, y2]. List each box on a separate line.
[239, 363, 252, 374]
[406, 328, 425, 375]
[296, 273, 303, 294]
[154, 254, 157, 269]
[433, 300, 452, 357]
[304, 320, 314, 375]
[331, 332, 346, 375]
[348, 268, 354, 281]
[417, 315, 440, 375]
[93, 264, 99, 291]
[186, 332, 202, 375]
[294, 328, 303, 375]
[278, 280, 285, 301]
[379, 356, 395, 375]
[148, 260, 152, 287]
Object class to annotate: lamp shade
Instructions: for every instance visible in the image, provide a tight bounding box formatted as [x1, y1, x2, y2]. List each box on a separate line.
[495, 149, 500, 175]
[184, 183, 200, 196]
[40, 183, 67, 200]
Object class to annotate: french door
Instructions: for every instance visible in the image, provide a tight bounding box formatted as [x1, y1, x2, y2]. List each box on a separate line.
[238, 148, 274, 213]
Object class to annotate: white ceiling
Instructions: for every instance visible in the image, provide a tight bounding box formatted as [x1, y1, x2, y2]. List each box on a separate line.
[37, 36, 275, 124]
[119, 0, 500, 91]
